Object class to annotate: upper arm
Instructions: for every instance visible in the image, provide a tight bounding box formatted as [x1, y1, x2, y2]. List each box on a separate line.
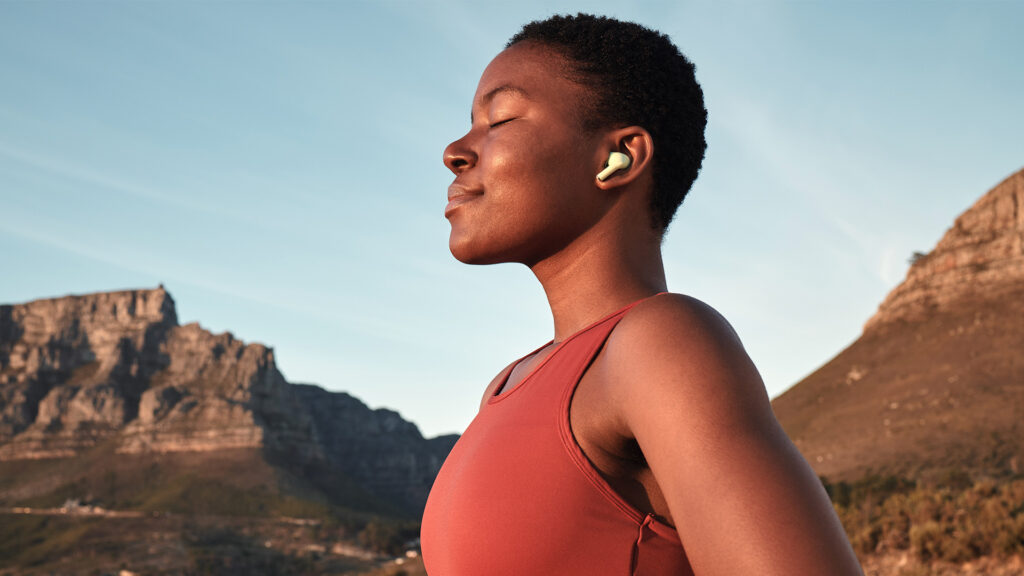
[604, 294, 862, 576]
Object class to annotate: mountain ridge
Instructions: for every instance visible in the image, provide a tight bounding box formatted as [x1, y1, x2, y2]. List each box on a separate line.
[772, 166, 1024, 483]
[0, 286, 455, 515]
[865, 168, 1024, 333]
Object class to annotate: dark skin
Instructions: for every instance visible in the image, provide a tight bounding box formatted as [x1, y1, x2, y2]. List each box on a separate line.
[443, 41, 863, 575]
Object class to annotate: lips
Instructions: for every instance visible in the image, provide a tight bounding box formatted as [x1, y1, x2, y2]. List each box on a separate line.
[445, 184, 483, 218]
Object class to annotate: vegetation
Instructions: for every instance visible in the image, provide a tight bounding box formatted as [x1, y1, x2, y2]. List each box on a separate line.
[0, 512, 413, 575]
[356, 518, 420, 556]
[0, 445, 421, 574]
[908, 251, 929, 266]
[184, 523, 319, 575]
[358, 557, 427, 576]
[823, 474, 1024, 564]
[0, 515, 99, 568]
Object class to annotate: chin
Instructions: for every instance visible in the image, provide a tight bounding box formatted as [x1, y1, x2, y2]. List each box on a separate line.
[449, 235, 511, 266]
[449, 243, 499, 266]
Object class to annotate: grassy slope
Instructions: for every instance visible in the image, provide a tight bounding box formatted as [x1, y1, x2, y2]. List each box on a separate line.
[0, 441, 417, 574]
[773, 288, 1024, 483]
[0, 439, 399, 517]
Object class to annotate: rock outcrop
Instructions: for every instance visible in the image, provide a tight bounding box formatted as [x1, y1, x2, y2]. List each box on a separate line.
[293, 385, 458, 516]
[773, 167, 1024, 483]
[0, 287, 454, 514]
[865, 169, 1024, 332]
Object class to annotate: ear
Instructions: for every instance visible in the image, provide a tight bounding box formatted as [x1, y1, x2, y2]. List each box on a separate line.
[593, 126, 654, 190]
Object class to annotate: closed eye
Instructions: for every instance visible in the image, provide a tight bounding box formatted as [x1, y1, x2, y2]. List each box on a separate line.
[489, 117, 516, 128]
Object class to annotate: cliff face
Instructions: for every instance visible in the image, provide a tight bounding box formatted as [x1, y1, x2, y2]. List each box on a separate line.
[773, 167, 1024, 482]
[0, 289, 177, 457]
[864, 169, 1024, 332]
[293, 385, 458, 517]
[0, 287, 453, 514]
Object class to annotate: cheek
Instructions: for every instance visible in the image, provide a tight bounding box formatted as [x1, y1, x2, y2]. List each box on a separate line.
[487, 136, 588, 203]
[446, 133, 595, 264]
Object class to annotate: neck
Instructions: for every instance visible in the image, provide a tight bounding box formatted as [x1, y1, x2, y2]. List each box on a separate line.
[530, 222, 667, 343]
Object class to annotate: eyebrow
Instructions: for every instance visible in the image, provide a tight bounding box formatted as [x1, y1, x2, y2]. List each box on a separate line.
[470, 84, 531, 123]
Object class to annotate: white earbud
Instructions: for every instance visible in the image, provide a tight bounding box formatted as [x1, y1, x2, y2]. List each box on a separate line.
[596, 152, 632, 182]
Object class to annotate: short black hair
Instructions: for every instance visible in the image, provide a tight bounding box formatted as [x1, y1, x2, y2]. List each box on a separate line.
[507, 13, 707, 232]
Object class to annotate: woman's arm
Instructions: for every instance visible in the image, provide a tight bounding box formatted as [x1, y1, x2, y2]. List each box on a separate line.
[604, 294, 863, 576]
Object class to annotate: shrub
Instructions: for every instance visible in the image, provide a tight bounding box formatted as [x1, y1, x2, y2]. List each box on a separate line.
[357, 520, 405, 556]
[831, 476, 1024, 564]
[909, 520, 945, 562]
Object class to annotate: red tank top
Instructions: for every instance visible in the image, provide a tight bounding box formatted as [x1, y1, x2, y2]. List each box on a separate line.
[421, 296, 693, 575]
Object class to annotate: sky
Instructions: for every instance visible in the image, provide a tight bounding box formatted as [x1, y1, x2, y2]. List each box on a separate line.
[1, 1, 1022, 438]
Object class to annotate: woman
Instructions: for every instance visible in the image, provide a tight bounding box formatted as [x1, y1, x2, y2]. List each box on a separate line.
[422, 14, 863, 576]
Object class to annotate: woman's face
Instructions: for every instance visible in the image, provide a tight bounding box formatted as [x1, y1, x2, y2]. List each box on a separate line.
[443, 42, 610, 266]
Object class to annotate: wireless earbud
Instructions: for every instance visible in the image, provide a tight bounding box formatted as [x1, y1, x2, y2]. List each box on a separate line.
[596, 152, 631, 182]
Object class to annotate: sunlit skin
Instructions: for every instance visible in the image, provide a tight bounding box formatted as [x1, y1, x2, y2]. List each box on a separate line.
[444, 42, 863, 575]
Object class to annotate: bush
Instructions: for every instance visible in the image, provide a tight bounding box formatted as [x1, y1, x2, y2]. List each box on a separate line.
[829, 476, 1024, 563]
[909, 520, 945, 562]
[357, 520, 405, 556]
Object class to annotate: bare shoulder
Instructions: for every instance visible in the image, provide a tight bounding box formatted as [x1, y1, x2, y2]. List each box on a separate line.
[613, 292, 744, 352]
[600, 292, 771, 429]
[599, 293, 862, 575]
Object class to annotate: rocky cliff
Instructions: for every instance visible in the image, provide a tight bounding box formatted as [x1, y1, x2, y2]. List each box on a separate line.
[0, 287, 455, 514]
[864, 169, 1024, 332]
[773, 167, 1024, 483]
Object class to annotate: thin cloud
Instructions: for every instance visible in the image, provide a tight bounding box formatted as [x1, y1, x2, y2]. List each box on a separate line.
[0, 140, 319, 237]
[0, 214, 434, 352]
[0, 219, 278, 312]
[0, 140, 213, 215]
[717, 96, 917, 289]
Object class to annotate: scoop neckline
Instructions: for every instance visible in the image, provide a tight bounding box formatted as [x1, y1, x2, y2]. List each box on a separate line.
[488, 292, 666, 404]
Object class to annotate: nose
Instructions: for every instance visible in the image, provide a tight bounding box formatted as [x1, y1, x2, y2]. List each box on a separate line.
[443, 133, 476, 175]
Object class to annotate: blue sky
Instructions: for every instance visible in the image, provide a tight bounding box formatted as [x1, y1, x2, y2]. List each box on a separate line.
[1, 1, 1022, 438]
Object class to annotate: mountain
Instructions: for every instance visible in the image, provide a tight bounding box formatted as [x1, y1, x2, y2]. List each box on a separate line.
[772, 167, 1024, 483]
[0, 287, 456, 517]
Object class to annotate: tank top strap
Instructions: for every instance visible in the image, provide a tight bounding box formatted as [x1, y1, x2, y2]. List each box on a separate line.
[545, 292, 666, 398]
[594, 290, 664, 340]
[488, 292, 665, 405]
[554, 291, 672, 527]
[563, 292, 661, 363]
